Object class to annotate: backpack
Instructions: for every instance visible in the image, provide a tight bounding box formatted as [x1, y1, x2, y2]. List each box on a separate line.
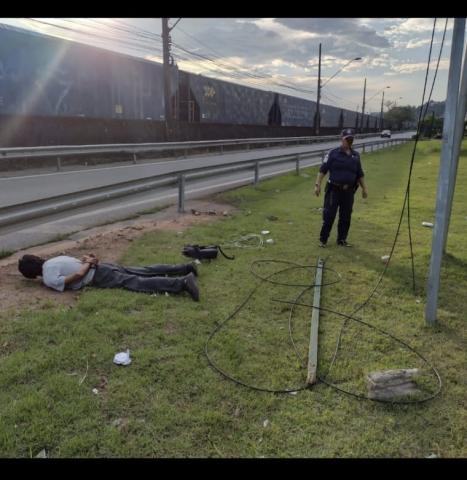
[182, 244, 235, 261]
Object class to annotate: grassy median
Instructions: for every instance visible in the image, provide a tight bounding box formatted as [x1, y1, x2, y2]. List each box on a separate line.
[0, 140, 466, 458]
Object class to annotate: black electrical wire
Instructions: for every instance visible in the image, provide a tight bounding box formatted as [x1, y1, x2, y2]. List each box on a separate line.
[204, 20, 448, 403]
[323, 17, 447, 383]
[204, 259, 442, 403]
[204, 263, 313, 394]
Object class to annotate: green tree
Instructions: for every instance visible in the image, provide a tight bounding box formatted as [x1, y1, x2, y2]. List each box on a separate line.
[384, 105, 416, 130]
[420, 113, 444, 137]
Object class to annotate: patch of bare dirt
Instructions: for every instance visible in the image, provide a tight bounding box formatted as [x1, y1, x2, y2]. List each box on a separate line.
[0, 200, 236, 313]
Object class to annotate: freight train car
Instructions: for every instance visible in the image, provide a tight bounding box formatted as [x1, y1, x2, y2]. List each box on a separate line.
[180, 71, 275, 125]
[0, 23, 167, 121]
[0, 23, 367, 133]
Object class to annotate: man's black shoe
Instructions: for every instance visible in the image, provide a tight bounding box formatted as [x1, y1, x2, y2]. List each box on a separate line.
[184, 273, 200, 301]
[319, 241, 327, 248]
[337, 240, 353, 247]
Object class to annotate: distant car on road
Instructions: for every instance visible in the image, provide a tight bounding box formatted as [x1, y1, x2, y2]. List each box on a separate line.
[380, 130, 392, 138]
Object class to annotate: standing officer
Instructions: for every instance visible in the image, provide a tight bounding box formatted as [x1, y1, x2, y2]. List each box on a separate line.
[314, 128, 368, 247]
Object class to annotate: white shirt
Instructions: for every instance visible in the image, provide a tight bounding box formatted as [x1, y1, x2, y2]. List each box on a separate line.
[42, 256, 95, 292]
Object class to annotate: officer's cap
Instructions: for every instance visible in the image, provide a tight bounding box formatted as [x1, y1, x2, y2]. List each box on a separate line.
[341, 128, 355, 139]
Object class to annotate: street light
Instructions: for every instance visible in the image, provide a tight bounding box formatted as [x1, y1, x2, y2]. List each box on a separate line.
[315, 51, 362, 135]
[376, 86, 391, 130]
[366, 85, 391, 105]
[321, 57, 363, 88]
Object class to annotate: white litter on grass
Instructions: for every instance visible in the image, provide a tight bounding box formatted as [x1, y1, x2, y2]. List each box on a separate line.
[113, 349, 132, 366]
[422, 222, 434, 228]
[381, 255, 390, 264]
[288, 391, 298, 396]
[426, 453, 438, 458]
[165, 292, 169, 297]
[194, 259, 201, 265]
[92, 388, 99, 395]
[266, 239, 274, 244]
[261, 230, 270, 235]
[35, 449, 47, 458]
[263, 419, 269, 428]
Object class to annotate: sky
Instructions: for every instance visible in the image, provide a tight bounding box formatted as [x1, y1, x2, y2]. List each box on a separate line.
[0, 17, 457, 113]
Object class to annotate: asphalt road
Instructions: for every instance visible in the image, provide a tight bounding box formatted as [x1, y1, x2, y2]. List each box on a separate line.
[0, 132, 415, 251]
[0, 132, 414, 208]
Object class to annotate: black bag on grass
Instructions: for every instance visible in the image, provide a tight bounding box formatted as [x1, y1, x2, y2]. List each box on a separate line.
[182, 245, 234, 261]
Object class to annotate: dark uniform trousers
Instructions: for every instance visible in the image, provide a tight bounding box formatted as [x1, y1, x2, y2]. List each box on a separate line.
[91, 263, 192, 294]
[320, 183, 355, 244]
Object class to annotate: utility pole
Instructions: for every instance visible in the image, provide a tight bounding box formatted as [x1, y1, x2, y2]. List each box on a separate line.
[162, 18, 172, 126]
[361, 77, 367, 133]
[379, 89, 386, 130]
[315, 43, 322, 136]
[442, 28, 467, 253]
[425, 17, 466, 326]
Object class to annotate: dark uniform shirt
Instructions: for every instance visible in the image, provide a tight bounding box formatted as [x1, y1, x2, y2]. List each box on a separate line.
[319, 147, 364, 186]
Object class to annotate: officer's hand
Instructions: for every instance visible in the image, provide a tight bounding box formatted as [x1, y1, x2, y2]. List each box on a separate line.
[314, 184, 321, 197]
[362, 189, 368, 199]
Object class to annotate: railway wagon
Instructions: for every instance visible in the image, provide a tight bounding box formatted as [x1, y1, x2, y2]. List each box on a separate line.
[0, 23, 365, 134]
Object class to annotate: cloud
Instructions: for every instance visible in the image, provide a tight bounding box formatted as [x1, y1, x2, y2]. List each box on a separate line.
[387, 18, 445, 36]
[386, 59, 450, 75]
[406, 38, 432, 49]
[274, 18, 390, 49]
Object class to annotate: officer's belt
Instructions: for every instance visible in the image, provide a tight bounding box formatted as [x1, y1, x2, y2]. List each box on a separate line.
[328, 181, 353, 191]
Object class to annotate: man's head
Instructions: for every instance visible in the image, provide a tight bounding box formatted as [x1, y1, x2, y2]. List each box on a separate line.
[18, 254, 45, 279]
[341, 128, 355, 147]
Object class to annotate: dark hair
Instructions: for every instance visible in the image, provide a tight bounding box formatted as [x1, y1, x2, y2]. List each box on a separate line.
[18, 254, 45, 279]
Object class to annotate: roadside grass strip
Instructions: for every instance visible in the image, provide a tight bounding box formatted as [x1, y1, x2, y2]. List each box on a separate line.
[0, 140, 466, 457]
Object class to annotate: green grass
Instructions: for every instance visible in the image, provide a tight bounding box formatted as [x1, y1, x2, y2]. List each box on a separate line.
[0, 140, 466, 458]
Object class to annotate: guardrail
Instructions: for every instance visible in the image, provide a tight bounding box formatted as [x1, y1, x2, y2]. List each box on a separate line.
[0, 132, 388, 168]
[0, 137, 409, 228]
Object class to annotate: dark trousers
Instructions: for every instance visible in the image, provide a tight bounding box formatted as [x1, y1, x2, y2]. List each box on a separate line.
[319, 184, 355, 243]
[91, 263, 191, 294]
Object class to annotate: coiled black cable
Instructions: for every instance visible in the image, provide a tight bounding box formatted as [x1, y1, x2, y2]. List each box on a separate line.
[204, 260, 442, 403]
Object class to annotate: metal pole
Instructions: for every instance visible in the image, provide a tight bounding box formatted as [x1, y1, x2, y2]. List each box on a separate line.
[442, 34, 467, 253]
[380, 90, 385, 130]
[361, 78, 367, 133]
[306, 257, 324, 385]
[425, 18, 466, 326]
[296, 153, 301, 175]
[254, 161, 259, 185]
[315, 43, 322, 136]
[178, 173, 185, 213]
[162, 18, 172, 140]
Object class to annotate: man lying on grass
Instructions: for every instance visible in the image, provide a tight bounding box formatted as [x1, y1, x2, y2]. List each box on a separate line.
[18, 253, 200, 301]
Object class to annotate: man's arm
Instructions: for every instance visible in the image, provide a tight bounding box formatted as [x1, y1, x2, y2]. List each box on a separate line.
[315, 172, 326, 196]
[358, 177, 368, 198]
[64, 261, 93, 286]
